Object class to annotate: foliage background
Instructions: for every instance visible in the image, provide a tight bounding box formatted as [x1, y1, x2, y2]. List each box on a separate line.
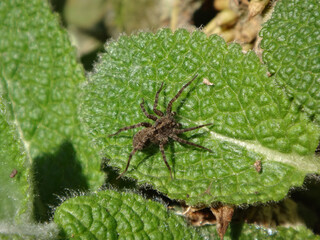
[0, 0, 319, 239]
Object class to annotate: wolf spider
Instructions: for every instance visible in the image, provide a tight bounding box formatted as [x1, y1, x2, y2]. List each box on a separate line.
[109, 74, 212, 179]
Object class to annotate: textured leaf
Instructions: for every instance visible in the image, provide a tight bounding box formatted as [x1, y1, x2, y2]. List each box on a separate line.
[199, 223, 320, 240]
[80, 28, 320, 205]
[0, 99, 59, 239]
[260, 0, 320, 124]
[0, 223, 59, 240]
[0, 0, 104, 221]
[0, 99, 31, 222]
[54, 190, 202, 239]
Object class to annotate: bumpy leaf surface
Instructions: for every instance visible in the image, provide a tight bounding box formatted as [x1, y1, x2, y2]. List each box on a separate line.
[0, 99, 59, 239]
[54, 190, 202, 239]
[81, 28, 320, 205]
[200, 224, 320, 240]
[260, 0, 320, 124]
[0, 0, 104, 221]
[0, 100, 31, 222]
[0, 222, 59, 240]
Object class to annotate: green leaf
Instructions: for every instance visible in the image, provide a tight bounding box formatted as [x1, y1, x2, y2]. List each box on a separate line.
[260, 0, 320, 124]
[0, 222, 59, 240]
[54, 190, 202, 239]
[80, 28, 320, 205]
[0, 99, 31, 222]
[0, 99, 59, 239]
[199, 223, 320, 240]
[0, 0, 104, 221]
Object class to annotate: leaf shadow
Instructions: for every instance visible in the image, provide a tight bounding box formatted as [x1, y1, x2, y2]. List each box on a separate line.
[229, 221, 244, 240]
[175, 84, 198, 116]
[290, 175, 320, 234]
[135, 145, 159, 169]
[101, 144, 159, 191]
[175, 131, 212, 151]
[169, 140, 176, 175]
[101, 154, 179, 206]
[101, 158, 137, 191]
[32, 140, 89, 222]
[137, 140, 178, 178]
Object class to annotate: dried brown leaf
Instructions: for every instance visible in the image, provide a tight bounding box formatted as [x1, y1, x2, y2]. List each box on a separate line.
[183, 206, 217, 226]
[248, 0, 270, 19]
[210, 205, 234, 240]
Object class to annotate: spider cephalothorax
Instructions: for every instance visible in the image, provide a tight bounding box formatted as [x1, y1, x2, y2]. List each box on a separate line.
[109, 74, 212, 179]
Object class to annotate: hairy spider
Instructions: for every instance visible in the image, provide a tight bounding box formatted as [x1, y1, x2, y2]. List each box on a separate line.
[109, 74, 212, 179]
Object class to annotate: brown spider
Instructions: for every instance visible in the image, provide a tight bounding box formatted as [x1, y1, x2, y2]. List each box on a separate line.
[109, 74, 213, 179]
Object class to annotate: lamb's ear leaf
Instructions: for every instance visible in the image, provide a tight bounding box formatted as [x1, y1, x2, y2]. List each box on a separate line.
[0, 0, 104, 222]
[80, 28, 320, 206]
[199, 224, 320, 240]
[0, 99, 60, 239]
[260, 0, 320, 124]
[0, 99, 32, 222]
[54, 190, 202, 239]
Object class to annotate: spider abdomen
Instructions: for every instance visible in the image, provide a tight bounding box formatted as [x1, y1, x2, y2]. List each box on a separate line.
[133, 128, 153, 150]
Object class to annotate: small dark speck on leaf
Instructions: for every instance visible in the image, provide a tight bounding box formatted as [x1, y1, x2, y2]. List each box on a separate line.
[10, 169, 18, 178]
[254, 160, 262, 173]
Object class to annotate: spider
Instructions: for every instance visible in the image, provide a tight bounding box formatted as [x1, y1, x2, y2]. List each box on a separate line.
[109, 74, 213, 179]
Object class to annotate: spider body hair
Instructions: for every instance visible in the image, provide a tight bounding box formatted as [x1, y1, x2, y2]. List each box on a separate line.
[109, 74, 212, 179]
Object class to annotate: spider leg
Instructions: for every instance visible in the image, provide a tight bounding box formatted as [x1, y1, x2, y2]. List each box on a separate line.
[166, 74, 198, 115]
[153, 82, 164, 117]
[170, 134, 213, 153]
[116, 148, 138, 179]
[140, 98, 158, 121]
[174, 123, 212, 134]
[159, 143, 173, 179]
[109, 122, 152, 137]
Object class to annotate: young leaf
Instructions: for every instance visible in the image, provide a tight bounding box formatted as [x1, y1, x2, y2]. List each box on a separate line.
[81, 28, 320, 205]
[0, 99, 31, 222]
[0, 99, 60, 239]
[0, 222, 59, 240]
[0, 0, 104, 221]
[54, 190, 202, 239]
[260, 0, 320, 124]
